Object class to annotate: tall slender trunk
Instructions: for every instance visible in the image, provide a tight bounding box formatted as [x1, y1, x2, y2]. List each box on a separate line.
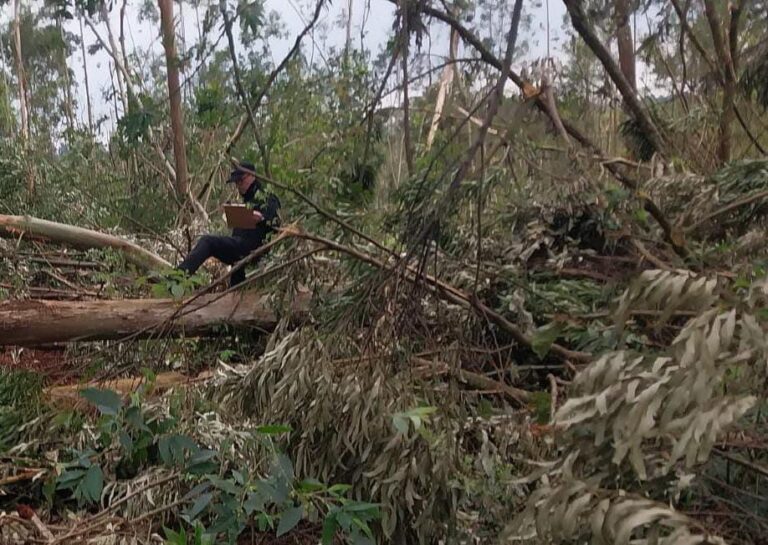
[400, 1, 414, 176]
[702, 0, 741, 165]
[158, 0, 190, 200]
[100, 4, 129, 111]
[13, 0, 32, 196]
[13, 0, 29, 143]
[58, 23, 76, 135]
[345, 0, 353, 59]
[79, 14, 94, 133]
[108, 61, 120, 132]
[0, 25, 15, 137]
[177, 0, 189, 103]
[614, 0, 635, 90]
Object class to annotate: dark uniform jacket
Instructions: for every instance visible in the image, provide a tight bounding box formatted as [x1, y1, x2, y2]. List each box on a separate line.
[233, 182, 281, 248]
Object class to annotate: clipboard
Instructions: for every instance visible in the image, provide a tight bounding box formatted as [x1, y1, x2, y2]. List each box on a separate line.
[223, 204, 258, 229]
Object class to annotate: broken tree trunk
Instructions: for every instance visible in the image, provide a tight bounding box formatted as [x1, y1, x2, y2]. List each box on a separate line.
[0, 291, 308, 346]
[0, 214, 170, 271]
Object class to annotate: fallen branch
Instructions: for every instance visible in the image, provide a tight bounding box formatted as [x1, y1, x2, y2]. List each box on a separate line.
[685, 189, 768, 233]
[713, 448, 768, 479]
[412, 356, 530, 405]
[0, 468, 46, 487]
[557, 267, 614, 282]
[290, 228, 591, 362]
[45, 371, 213, 409]
[0, 215, 170, 271]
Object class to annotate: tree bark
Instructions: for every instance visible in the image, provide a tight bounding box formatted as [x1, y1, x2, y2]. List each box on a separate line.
[0, 214, 170, 270]
[400, 1, 414, 175]
[12, 0, 29, 144]
[13, 0, 33, 197]
[345, 0, 353, 60]
[614, 0, 635, 90]
[702, 0, 739, 164]
[158, 0, 190, 200]
[58, 22, 76, 135]
[0, 291, 307, 346]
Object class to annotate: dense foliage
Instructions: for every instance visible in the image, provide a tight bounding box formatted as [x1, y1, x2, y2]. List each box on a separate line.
[1, 0, 768, 544]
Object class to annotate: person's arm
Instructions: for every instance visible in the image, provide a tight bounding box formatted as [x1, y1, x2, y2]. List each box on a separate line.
[261, 194, 281, 226]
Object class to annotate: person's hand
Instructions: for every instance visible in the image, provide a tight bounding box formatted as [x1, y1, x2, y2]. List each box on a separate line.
[252, 210, 264, 223]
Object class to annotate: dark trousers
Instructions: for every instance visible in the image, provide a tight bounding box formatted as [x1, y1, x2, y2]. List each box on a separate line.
[178, 235, 260, 287]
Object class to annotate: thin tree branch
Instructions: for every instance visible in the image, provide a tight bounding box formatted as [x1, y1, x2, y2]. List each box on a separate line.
[686, 188, 768, 233]
[669, 0, 720, 78]
[226, 0, 326, 153]
[562, 0, 666, 158]
[405, 0, 687, 257]
[220, 1, 271, 177]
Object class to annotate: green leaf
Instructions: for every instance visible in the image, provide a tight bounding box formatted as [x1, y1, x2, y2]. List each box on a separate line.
[256, 512, 272, 532]
[328, 484, 352, 496]
[80, 388, 123, 416]
[343, 502, 380, 513]
[82, 465, 104, 503]
[405, 406, 437, 418]
[276, 505, 304, 537]
[125, 406, 150, 432]
[244, 491, 266, 515]
[255, 424, 292, 435]
[163, 527, 186, 545]
[193, 522, 214, 545]
[208, 475, 241, 496]
[530, 323, 564, 359]
[392, 415, 409, 434]
[119, 430, 133, 452]
[185, 492, 213, 520]
[171, 283, 185, 299]
[186, 449, 218, 475]
[352, 516, 375, 538]
[297, 478, 325, 493]
[151, 283, 169, 298]
[56, 468, 86, 489]
[321, 515, 338, 545]
[159, 434, 198, 467]
[273, 453, 294, 482]
[189, 449, 217, 465]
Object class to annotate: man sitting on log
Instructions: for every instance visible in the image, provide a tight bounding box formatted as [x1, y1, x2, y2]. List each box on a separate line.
[177, 162, 280, 287]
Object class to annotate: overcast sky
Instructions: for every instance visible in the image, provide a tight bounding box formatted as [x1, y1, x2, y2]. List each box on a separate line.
[1, 0, 613, 139]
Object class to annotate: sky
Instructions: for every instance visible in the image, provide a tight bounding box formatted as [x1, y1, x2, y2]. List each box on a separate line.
[1, 0, 664, 141]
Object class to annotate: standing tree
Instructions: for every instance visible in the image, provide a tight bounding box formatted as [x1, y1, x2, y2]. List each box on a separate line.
[78, 13, 93, 132]
[158, 0, 190, 202]
[614, 0, 635, 90]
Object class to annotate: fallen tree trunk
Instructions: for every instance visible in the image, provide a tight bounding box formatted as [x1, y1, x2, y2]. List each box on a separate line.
[46, 370, 214, 409]
[0, 214, 170, 271]
[0, 291, 308, 345]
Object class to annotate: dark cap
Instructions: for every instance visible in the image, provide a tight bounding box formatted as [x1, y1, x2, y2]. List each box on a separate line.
[227, 161, 257, 183]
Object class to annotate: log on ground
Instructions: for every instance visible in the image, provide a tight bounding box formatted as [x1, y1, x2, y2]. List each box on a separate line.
[0, 214, 170, 270]
[0, 291, 309, 346]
